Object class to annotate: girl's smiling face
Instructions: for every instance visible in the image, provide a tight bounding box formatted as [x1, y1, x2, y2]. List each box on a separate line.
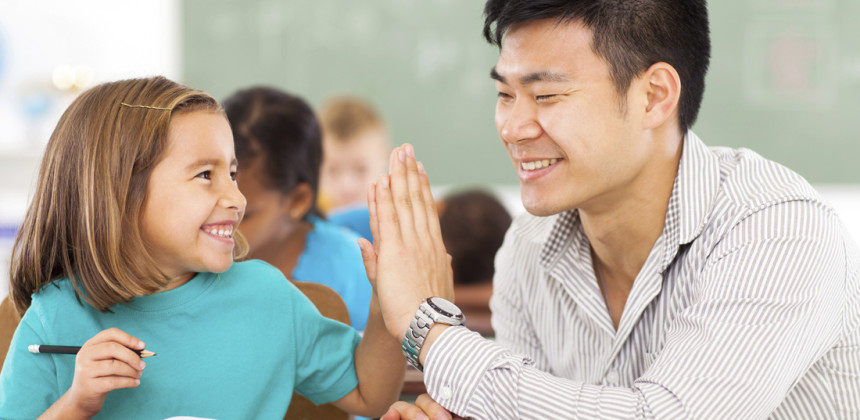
[140, 110, 246, 287]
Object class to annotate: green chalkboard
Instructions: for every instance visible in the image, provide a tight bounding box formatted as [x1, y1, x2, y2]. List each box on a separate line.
[183, 0, 860, 185]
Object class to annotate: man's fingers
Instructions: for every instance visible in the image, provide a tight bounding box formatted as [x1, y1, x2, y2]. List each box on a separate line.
[403, 145, 430, 238]
[374, 174, 402, 248]
[385, 401, 431, 420]
[417, 162, 444, 245]
[381, 407, 402, 420]
[415, 393, 453, 420]
[388, 145, 417, 241]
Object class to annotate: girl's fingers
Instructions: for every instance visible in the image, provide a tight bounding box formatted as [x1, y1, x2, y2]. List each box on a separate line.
[357, 238, 378, 286]
[92, 376, 141, 393]
[88, 328, 145, 351]
[82, 342, 146, 371]
[368, 182, 380, 251]
[85, 359, 143, 380]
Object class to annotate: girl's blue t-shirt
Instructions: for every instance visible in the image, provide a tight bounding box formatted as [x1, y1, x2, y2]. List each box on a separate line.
[292, 216, 372, 331]
[0, 260, 360, 419]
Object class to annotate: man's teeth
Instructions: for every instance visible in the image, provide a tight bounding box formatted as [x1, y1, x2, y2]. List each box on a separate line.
[204, 226, 233, 238]
[521, 158, 558, 171]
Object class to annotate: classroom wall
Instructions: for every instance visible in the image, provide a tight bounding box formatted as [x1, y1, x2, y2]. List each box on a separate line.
[0, 1, 181, 302]
[182, 0, 860, 185]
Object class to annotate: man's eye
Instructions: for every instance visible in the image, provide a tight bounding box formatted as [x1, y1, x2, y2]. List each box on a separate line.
[196, 171, 211, 180]
[536, 95, 556, 102]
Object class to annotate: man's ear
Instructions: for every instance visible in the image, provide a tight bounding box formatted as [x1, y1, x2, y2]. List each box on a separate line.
[284, 183, 315, 221]
[641, 62, 681, 130]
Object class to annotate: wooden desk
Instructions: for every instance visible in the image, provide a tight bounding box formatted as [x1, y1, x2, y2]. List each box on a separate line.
[401, 365, 427, 396]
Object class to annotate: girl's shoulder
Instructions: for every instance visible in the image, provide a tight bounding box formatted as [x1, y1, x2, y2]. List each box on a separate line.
[226, 259, 285, 279]
[31, 277, 79, 306]
[220, 260, 303, 297]
[24, 277, 91, 325]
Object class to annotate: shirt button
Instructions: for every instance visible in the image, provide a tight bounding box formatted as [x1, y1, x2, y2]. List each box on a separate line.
[438, 385, 453, 400]
[606, 370, 620, 385]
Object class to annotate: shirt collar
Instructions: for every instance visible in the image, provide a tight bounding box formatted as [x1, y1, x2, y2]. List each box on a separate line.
[540, 130, 720, 273]
[674, 131, 720, 245]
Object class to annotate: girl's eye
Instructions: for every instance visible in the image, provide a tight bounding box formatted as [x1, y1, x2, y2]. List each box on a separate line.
[196, 171, 211, 180]
[230, 171, 238, 181]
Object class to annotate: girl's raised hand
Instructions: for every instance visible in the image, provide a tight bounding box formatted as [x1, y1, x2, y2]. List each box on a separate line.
[50, 328, 146, 418]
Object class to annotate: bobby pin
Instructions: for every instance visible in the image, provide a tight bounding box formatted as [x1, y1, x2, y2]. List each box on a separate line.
[121, 102, 172, 111]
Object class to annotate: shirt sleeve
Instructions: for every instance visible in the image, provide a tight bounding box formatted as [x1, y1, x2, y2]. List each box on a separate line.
[0, 308, 61, 419]
[489, 227, 551, 371]
[290, 290, 362, 405]
[424, 200, 848, 419]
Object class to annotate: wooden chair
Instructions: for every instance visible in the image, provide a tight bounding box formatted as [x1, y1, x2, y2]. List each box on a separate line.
[0, 295, 20, 374]
[285, 281, 351, 420]
[0, 284, 352, 420]
[454, 283, 494, 337]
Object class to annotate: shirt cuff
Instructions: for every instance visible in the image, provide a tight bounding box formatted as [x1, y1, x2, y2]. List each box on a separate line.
[423, 326, 530, 415]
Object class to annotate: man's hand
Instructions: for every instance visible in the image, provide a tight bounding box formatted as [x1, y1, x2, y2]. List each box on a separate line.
[357, 144, 455, 340]
[381, 394, 463, 420]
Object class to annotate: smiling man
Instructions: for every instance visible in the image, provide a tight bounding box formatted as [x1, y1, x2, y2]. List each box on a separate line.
[369, 0, 860, 419]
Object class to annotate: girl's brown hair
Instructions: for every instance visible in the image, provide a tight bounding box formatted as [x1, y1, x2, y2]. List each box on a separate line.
[9, 76, 248, 316]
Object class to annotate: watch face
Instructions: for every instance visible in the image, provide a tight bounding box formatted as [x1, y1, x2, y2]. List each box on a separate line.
[427, 297, 464, 319]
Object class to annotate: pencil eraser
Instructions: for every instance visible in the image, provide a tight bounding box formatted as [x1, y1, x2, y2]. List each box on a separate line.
[28, 345, 39, 353]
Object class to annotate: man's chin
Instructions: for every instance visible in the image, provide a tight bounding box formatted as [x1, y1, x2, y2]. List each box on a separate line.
[521, 193, 565, 217]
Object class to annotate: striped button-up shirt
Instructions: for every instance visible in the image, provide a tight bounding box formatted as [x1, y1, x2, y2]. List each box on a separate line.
[423, 132, 860, 419]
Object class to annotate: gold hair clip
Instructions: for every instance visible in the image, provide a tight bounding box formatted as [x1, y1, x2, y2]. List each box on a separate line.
[121, 102, 172, 111]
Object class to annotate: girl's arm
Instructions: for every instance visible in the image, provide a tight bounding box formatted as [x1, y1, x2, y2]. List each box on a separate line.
[332, 294, 405, 417]
[38, 328, 146, 420]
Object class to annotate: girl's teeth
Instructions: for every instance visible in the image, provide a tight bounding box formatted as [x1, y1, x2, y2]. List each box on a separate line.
[206, 226, 232, 238]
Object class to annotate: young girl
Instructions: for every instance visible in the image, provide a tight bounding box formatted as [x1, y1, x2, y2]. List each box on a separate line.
[222, 87, 373, 331]
[0, 77, 403, 419]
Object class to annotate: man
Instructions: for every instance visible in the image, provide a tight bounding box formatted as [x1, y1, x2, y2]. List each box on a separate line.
[359, 0, 860, 418]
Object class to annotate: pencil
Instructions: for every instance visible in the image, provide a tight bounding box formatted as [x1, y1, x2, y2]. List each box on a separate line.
[28, 344, 156, 358]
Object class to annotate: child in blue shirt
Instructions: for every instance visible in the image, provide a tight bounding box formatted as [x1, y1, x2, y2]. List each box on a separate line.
[223, 87, 373, 330]
[0, 76, 404, 419]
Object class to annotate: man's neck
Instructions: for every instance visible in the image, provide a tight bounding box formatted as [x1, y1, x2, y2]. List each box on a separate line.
[579, 132, 684, 328]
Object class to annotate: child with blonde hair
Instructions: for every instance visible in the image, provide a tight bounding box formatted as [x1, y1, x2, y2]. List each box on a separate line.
[318, 96, 391, 240]
[0, 76, 403, 419]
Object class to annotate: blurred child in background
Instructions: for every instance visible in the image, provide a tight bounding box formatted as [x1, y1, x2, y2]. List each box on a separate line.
[437, 188, 512, 335]
[223, 87, 373, 331]
[317, 96, 391, 241]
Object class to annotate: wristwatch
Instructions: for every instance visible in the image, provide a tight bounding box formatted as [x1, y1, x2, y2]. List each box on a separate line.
[402, 297, 466, 372]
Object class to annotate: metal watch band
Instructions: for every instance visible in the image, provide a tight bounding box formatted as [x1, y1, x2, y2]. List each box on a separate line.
[402, 297, 465, 372]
